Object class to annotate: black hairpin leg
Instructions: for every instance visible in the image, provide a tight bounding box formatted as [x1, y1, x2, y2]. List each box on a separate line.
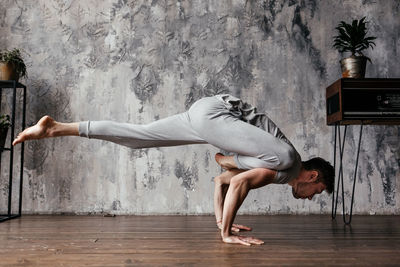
[344, 123, 363, 224]
[331, 125, 337, 220]
[18, 85, 26, 215]
[331, 125, 337, 219]
[332, 123, 363, 224]
[332, 124, 347, 219]
[7, 82, 17, 217]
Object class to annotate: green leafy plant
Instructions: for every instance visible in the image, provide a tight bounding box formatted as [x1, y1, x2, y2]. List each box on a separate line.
[0, 48, 27, 78]
[333, 17, 377, 62]
[0, 114, 11, 129]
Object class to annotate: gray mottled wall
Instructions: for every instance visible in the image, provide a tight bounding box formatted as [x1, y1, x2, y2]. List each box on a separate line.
[0, 0, 399, 215]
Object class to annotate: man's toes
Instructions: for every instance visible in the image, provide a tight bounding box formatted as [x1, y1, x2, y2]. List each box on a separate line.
[215, 153, 224, 163]
[12, 137, 21, 146]
[13, 133, 27, 145]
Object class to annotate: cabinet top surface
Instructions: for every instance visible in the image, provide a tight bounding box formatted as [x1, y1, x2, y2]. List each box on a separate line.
[328, 78, 400, 89]
[336, 78, 400, 81]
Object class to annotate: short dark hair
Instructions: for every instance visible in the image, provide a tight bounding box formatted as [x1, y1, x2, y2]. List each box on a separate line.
[302, 157, 334, 194]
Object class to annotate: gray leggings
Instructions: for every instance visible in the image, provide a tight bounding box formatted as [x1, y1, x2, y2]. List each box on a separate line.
[79, 95, 296, 173]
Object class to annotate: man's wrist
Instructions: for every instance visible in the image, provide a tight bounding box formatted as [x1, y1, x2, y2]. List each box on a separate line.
[221, 230, 231, 238]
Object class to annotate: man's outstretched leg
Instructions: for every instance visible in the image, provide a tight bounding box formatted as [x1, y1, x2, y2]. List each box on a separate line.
[12, 116, 79, 146]
[13, 111, 207, 149]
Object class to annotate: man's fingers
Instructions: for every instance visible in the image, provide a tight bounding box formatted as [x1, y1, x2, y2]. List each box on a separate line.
[237, 239, 251, 246]
[249, 239, 264, 245]
[238, 236, 264, 245]
[234, 236, 251, 246]
[233, 224, 252, 231]
[222, 236, 251, 246]
[231, 227, 240, 232]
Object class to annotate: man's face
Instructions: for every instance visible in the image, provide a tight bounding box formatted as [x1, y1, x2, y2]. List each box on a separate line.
[292, 181, 326, 200]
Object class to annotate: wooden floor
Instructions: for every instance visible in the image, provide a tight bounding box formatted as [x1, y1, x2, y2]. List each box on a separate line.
[0, 215, 399, 266]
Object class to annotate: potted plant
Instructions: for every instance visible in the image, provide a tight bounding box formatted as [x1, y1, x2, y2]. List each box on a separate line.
[333, 17, 377, 78]
[0, 48, 27, 82]
[0, 114, 10, 151]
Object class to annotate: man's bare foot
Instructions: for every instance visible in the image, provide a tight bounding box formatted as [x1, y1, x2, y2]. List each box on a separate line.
[215, 153, 238, 170]
[12, 115, 57, 146]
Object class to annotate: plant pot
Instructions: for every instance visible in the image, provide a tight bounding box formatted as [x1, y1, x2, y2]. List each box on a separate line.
[340, 56, 367, 78]
[0, 127, 8, 151]
[0, 62, 19, 81]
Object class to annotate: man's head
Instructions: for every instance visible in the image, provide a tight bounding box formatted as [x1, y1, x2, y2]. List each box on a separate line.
[289, 157, 334, 200]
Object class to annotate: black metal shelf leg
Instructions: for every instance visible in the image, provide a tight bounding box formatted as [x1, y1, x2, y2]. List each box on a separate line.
[18, 85, 26, 215]
[0, 86, 2, 179]
[331, 125, 337, 219]
[7, 81, 17, 216]
[333, 125, 347, 218]
[343, 123, 363, 225]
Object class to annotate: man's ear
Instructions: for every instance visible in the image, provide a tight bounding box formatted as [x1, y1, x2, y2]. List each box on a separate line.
[309, 170, 319, 183]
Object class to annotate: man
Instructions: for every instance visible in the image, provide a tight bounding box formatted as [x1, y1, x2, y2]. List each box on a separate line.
[13, 94, 334, 246]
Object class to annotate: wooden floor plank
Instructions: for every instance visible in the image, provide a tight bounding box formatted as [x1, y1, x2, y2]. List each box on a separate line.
[0, 215, 399, 266]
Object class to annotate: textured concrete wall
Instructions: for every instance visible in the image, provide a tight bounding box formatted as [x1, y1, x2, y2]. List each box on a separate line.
[0, 0, 399, 215]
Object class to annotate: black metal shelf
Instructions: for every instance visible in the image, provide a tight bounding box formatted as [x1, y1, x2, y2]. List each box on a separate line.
[0, 80, 26, 223]
[327, 78, 400, 225]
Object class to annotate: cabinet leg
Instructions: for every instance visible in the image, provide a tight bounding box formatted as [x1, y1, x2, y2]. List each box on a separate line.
[332, 124, 363, 225]
[7, 82, 17, 215]
[18, 85, 26, 215]
[343, 124, 363, 224]
[333, 125, 347, 219]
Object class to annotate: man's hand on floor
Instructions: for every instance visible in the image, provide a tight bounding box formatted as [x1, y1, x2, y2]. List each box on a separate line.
[222, 234, 264, 246]
[217, 221, 252, 232]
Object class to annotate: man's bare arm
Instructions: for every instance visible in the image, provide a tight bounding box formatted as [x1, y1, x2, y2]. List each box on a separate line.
[213, 176, 229, 225]
[214, 169, 253, 232]
[220, 168, 276, 246]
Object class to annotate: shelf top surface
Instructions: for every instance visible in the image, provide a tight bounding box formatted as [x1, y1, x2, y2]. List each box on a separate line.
[328, 119, 400, 125]
[327, 78, 400, 90]
[330, 77, 400, 83]
[337, 78, 400, 81]
[0, 80, 25, 88]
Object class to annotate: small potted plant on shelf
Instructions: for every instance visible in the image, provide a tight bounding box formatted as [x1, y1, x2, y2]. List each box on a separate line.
[333, 17, 377, 78]
[0, 114, 10, 151]
[0, 48, 27, 82]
